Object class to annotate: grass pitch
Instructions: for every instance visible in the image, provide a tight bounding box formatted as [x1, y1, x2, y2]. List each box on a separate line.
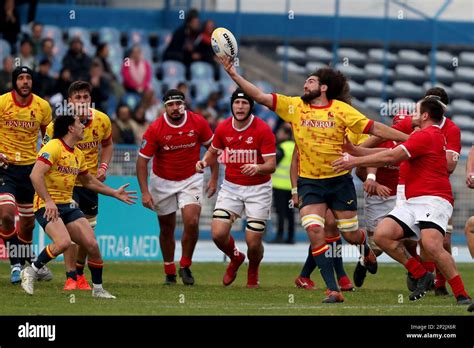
[0, 261, 472, 316]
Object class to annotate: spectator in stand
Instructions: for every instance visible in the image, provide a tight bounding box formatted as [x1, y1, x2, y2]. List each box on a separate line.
[177, 81, 192, 108]
[0, 56, 14, 94]
[195, 20, 217, 68]
[95, 43, 114, 80]
[121, 45, 152, 95]
[30, 22, 43, 56]
[0, 0, 21, 54]
[140, 90, 162, 123]
[132, 104, 150, 145]
[32, 58, 55, 100]
[62, 37, 92, 81]
[163, 8, 201, 67]
[37, 38, 61, 78]
[53, 67, 73, 100]
[89, 59, 111, 113]
[112, 104, 138, 144]
[17, 38, 35, 69]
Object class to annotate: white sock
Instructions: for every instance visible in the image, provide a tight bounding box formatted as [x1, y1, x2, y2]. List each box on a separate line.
[31, 264, 40, 272]
[93, 283, 103, 290]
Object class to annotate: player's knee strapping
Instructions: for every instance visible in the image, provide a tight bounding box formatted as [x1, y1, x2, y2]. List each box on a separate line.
[336, 217, 359, 232]
[212, 209, 234, 224]
[446, 224, 453, 234]
[87, 216, 97, 229]
[246, 219, 266, 233]
[301, 214, 325, 231]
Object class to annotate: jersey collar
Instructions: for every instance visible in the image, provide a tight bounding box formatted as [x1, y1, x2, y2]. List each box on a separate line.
[11, 90, 33, 108]
[81, 109, 94, 128]
[232, 114, 254, 132]
[164, 111, 187, 128]
[439, 116, 446, 129]
[59, 139, 75, 153]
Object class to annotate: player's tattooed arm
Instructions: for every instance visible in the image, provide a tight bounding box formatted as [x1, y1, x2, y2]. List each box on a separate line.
[370, 122, 409, 143]
[136, 156, 154, 210]
[78, 173, 137, 205]
[332, 146, 408, 172]
[30, 161, 58, 222]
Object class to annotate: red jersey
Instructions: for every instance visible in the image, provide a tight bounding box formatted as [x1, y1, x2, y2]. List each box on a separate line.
[398, 125, 453, 205]
[394, 116, 461, 184]
[139, 111, 213, 181]
[375, 140, 400, 195]
[211, 115, 276, 186]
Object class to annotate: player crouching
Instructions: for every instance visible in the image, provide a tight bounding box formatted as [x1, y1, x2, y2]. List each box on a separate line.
[21, 115, 136, 298]
[196, 89, 276, 288]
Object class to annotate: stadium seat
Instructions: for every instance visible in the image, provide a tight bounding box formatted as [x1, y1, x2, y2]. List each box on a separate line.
[424, 65, 455, 84]
[335, 63, 365, 82]
[337, 48, 367, 66]
[306, 61, 328, 73]
[127, 29, 148, 46]
[392, 98, 416, 115]
[460, 130, 474, 146]
[364, 97, 384, 111]
[140, 45, 154, 62]
[190, 80, 219, 105]
[276, 45, 307, 63]
[220, 79, 238, 99]
[455, 67, 474, 83]
[279, 61, 306, 75]
[397, 49, 428, 66]
[364, 63, 394, 81]
[460, 51, 474, 67]
[254, 80, 274, 94]
[161, 78, 182, 91]
[393, 81, 423, 99]
[306, 46, 332, 61]
[367, 48, 397, 66]
[0, 39, 11, 61]
[151, 78, 163, 99]
[108, 44, 124, 61]
[364, 80, 393, 98]
[430, 50, 455, 68]
[161, 60, 186, 81]
[395, 64, 426, 83]
[68, 27, 92, 44]
[42, 25, 63, 43]
[451, 82, 474, 101]
[452, 115, 474, 130]
[461, 146, 472, 157]
[190, 62, 214, 81]
[219, 64, 242, 82]
[422, 81, 452, 96]
[98, 27, 121, 45]
[348, 80, 366, 99]
[121, 93, 141, 110]
[21, 24, 31, 36]
[450, 99, 474, 116]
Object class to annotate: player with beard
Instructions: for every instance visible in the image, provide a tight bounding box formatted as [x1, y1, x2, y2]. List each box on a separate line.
[0, 66, 53, 284]
[137, 89, 218, 285]
[196, 89, 276, 288]
[218, 57, 408, 302]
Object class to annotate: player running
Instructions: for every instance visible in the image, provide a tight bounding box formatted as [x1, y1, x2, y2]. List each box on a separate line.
[333, 97, 471, 305]
[137, 89, 218, 286]
[218, 57, 408, 302]
[196, 88, 276, 288]
[0, 66, 53, 284]
[21, 114, 136, 298]
[42, 81, 113, 291]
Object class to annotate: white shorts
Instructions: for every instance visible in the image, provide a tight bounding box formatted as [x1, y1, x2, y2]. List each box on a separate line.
[149, 172, 203, 216]
[364, 192, 397, 232]
[215, 179, 272, 220]
[387, 195, 453, 241]
[395, 184, 406, 207]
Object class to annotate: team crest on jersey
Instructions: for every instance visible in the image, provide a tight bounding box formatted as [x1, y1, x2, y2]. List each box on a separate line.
[225, 137, 233, 143]
[327, 112, 335, 119]
[141, 139, 147, 149]
[165, 135, 172, 141]
[188, 130, 195, 137]
[30, 110, 36, 120]
[92, 129, 99, 138]
[163, 145, 170, 151]
[245, 137, 253, 144]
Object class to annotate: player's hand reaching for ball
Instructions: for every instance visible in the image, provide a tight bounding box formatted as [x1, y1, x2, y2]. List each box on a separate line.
[467, 172, 474, 189]
[241, 164, 259, 176]
[141, 191, 155, 210]
[217, 56, 236, 77]
[0, 153, 9, 169]
[196, 160, 207, 173]
[332, 153, 356, 173]
[114, 183, 138, 205]
[44, 199, 58, 222]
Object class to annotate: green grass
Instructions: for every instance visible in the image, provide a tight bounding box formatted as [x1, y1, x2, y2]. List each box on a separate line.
[0, 261, 472, 315]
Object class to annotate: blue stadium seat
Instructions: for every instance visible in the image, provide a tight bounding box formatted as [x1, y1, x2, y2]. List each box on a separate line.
[455, 67, 474, 83]
[276, 45, 306, 63]
[190, 62, 214, 81]
[306, 46, 332, 61]
[190, 80, 219, 105]
[452, 115, 474, 131]
[108, 44, 124, 61]
[451, 99, 474, 117]
[393, 81, 423, 99]
[397, 49, 427, 67]
[460, 51, 474, 67]
[306, 61, 327, 73]
[430, 50, 455, 68]
[423, 81, 452, 96]
[425, 65, 455, 84]
[219, 64, 242, 81]
[121, 93, 141, 110]
[151, 78, 163, 99]
[42, 25, 63, 43]
[460, 130, 474, 146]
[348, 80, 366, 99]
[364, 63, 394, 81]
[161, 79, 182, 91]
[279, 61, 306, 75]
[98, 27, 121, 45]
[127, 29, 148, 47]
[337, 48, 367, 67]
[0, 39, 11, 61]
[254, 81, 274, 94]
[140, 45, 153, 62]
[367, 48, 397, 67]
[68, 27, 92, 44]
[364, 80, 393, 98]
[364, 97, 384, 111]
[336, 63, 366, 82]
[220, 79, 238, 99]
[395, 64, 426, 83]
[452, 82, 474, 101]
[161, 60, 186, 81]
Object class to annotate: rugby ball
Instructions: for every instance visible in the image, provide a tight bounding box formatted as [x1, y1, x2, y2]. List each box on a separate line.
[211, 27, 238, 60]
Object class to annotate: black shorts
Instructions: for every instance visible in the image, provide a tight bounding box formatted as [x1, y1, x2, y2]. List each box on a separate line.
[73, 186, 99, 216]
[35, 203, 85, 229]
[297, 173, 358, 211]
[0, 164, 34, 204]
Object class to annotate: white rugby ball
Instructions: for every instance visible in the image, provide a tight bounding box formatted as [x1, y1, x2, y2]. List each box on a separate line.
[211, 27, 238, 60]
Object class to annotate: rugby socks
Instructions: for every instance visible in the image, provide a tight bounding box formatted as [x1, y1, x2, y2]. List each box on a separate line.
[404, 257, 427, 279]
[358, 230, 371, 257]
[180, 256, 192, 269]
[164, 262, 176, 276]
[76, 261, 86, 276]
[300, 245, 316, 278]
[326, 235, 346, 278]
[32, 245, 57, 271]
[17, 228, 35, 265]
[218, 235, 240, 261]
[87, 260, 103, 285]
[447, 275, 469, 299]
[66, 271, 77, 281]
[312, 243, 338, 291]
[422, 261, 436, 273]
[5, 235, 21, 267]
[435, 269, 447, 289]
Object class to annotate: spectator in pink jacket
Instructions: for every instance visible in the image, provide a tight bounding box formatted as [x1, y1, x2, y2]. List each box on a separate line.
[121, 45, 152, 94]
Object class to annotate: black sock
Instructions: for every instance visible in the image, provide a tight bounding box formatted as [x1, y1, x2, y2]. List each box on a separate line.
[33, 245, 56, 270]
[312, 244, 338, 291]
[88, 262, 103, 285]
[300, 245, 317, 278]
[76, 261, 85, 276]
[330, 237, 347, 279]
[6, 235, 21, 266]
[66, 271, 77, 280]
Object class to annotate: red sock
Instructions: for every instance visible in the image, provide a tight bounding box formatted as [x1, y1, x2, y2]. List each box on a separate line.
[404, 257, 427, 279]
[358, 229, 366, 245]
[435, 268, 446, 288]
[422, 261, 436, 273]
[406, 244, 419, 260]
[447, 275, 469, 298]
[180, 256, 192, 268]
[248, 258, 261, 275]
[164, 262, 176, 275]
[220, 235, 239, 260]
